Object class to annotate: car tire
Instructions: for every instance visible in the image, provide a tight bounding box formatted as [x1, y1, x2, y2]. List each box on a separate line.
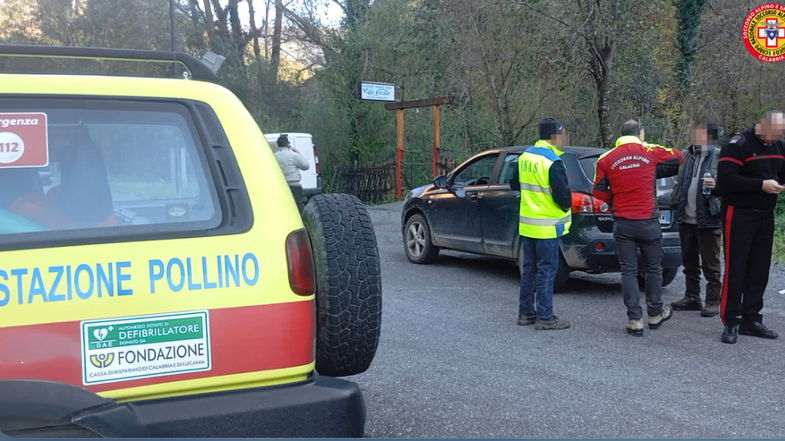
[554, 252, 571, 292]
[517, 241, 571, 291]
[661, 267, 678, 287]
[302, 194, 382, 377]
[403, 213, 439, 264]
[637, 267, 679, 288]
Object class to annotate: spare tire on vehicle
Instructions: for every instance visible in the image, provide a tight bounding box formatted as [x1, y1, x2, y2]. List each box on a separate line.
[302, 194, 382, 377]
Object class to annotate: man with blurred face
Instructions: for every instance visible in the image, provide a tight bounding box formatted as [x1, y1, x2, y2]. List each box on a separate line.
[717, 111, 785, 344]
[517, 117, 572, 330]
[593, 119, 684, 336]
[670, 123, 723, 317]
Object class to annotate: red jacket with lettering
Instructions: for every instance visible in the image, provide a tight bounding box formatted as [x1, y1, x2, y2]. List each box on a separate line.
[593, 136, 684, 220]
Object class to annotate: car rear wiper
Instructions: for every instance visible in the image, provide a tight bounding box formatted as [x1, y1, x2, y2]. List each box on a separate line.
[577, 152, 604, 160]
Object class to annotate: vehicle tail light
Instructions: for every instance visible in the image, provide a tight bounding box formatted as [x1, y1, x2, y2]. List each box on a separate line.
[595, 242, 605, 251]
[286, 229, 315, 295]
[313, 146, 321, 174]
[571, 192, 609, 214]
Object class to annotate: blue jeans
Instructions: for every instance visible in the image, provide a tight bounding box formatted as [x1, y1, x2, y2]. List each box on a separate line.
[519, 236, 559, 319]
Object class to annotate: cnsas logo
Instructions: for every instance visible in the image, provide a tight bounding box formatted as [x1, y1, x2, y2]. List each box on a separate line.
[90, 352, 115, 368]
[743, 3, 785, 62]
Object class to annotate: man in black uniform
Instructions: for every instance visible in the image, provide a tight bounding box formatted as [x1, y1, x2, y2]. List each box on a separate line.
[717, 110, 785, 344]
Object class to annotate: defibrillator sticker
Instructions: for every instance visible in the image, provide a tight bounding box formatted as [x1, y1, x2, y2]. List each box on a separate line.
[0, 112, 48, 168]
[81, 311, 211, 385]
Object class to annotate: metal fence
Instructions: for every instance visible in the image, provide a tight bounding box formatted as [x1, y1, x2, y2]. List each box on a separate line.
[329, 162, 396, 204]
[328, 158, 460, 203]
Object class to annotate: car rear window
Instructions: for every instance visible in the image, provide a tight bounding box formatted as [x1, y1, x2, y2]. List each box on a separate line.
[560, 152, 592, 193]
[499, 152, 592, 193]
[0, 98, 221, 247]
[578, 153, 676, 191]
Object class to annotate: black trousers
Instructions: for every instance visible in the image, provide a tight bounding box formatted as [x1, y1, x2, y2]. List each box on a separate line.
[614, 218, 663, 320]
[721, 205, 774, 326]
[679, 223, 722, 305]
[288, 183, 305, 212]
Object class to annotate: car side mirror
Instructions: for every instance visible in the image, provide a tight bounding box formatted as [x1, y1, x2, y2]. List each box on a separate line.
[433, 175, 448, 188]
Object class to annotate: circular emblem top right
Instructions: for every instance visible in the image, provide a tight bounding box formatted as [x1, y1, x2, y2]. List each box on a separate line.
[743, 3, 785, 62]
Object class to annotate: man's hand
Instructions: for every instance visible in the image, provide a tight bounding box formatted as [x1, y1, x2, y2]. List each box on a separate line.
[703, 177, 716, 189]
[762, 179, 784, 194]
[291, 146, 299, 153]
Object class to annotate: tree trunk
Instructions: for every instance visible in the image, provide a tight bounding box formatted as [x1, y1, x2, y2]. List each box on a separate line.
[595, 72, 612, 148]
[247, 0, 261, 62]
[263, 0, 271, 59]
[227, 0, 243, 53]
[270, 0, 283, 80]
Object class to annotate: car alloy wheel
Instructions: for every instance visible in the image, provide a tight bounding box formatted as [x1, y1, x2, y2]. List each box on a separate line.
[406, 221, 427, 258]
[403, 213, 439, 263]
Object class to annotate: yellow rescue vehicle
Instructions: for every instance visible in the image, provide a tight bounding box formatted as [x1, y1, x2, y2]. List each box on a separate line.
[0, 45, 381, 438]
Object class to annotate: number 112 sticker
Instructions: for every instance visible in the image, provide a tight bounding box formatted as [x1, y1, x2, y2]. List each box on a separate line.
[0, 112, 48, 168]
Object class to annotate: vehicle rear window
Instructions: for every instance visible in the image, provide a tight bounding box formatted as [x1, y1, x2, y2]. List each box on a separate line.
[0, 98, 221, 246]
[500, 152, 591, 192]
[579, 156, 600, 181]
[560, 153, 592, 193]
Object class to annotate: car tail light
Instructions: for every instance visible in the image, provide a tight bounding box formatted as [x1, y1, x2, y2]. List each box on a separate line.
[286, 229, 315, 295]
[595, 242, 605, 251]
[313, 146, 321, 174]
[571, 192, 609, 214]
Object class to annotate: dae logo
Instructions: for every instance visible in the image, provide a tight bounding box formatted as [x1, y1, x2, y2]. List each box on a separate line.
[743, 3, 785, 62]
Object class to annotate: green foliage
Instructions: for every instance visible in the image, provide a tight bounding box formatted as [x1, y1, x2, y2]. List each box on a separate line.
[2, 0, 785, 195]
[673, 0, 707, 89]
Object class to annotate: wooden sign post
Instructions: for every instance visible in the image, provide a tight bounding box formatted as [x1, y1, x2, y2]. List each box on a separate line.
[384, 96, 451, 200]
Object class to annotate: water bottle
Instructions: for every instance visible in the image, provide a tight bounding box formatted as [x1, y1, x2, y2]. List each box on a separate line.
[702, 172, 712, 197]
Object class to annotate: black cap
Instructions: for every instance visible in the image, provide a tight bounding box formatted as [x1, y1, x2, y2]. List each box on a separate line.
[277, 134, 290, 147]
[539, 117, 564, 140]
[704, 122, 719, 141]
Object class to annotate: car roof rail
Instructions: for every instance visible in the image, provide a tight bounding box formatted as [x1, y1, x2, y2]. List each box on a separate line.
[0, 44, 219, 83]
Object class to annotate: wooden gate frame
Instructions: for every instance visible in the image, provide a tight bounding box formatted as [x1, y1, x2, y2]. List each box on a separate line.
[385, 96, 451, 200]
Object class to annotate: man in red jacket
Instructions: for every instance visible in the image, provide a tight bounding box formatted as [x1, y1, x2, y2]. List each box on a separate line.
[594, 119, 684, 336]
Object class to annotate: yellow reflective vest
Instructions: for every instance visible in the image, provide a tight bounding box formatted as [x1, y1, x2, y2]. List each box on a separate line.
[518, 140, 572, 239]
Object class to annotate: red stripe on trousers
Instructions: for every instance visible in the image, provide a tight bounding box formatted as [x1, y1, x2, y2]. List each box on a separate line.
[720, 205, 734, 325]
[0, 301, 315, 393]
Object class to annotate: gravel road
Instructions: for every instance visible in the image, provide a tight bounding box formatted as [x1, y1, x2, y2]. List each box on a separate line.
[349, 202, 785, 438]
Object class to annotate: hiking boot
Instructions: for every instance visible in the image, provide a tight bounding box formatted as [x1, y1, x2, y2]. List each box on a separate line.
[648, 304, 672, 329]
[721, 323, 739, 344]
[700, 302, 720, 317]
[739, 322, 779, 339]
[534, 316, 570, 330]
[671, 296, 701, 311]
[517, 314, 536, 326]
[626, 319, 644, 337]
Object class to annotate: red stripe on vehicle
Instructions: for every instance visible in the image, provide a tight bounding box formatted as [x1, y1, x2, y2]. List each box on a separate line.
[745, 155, 785, 162]
[0, 301, 314, 393]
[719, 157, 743, 166]
[720, 206, 734, 326]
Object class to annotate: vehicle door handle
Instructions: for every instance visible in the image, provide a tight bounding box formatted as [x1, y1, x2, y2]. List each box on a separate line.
[469, 193, 482, 201]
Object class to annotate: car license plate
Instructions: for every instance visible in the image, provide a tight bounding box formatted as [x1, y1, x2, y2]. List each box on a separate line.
[659, 210, 671, 225]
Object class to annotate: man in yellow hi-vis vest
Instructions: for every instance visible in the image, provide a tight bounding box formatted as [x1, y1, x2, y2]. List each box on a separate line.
[517, 117, 572, 330]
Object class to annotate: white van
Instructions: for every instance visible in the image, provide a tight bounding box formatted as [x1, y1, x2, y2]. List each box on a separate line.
[265, 132, 322, 196]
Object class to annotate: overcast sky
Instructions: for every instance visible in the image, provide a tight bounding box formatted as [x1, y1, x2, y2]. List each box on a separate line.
[239, 0, 344, 29]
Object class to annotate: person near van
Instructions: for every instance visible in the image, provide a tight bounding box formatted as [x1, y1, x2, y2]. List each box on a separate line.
[670, 122, 723, 318]
[517, 117, 572, 330]
[593, 119, 684, 336]
[274, 134, 309, 210]
[717, 110, 785, 344]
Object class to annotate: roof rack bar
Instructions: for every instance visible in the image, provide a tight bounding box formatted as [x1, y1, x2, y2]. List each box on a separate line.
[0, 44, 219, 83]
